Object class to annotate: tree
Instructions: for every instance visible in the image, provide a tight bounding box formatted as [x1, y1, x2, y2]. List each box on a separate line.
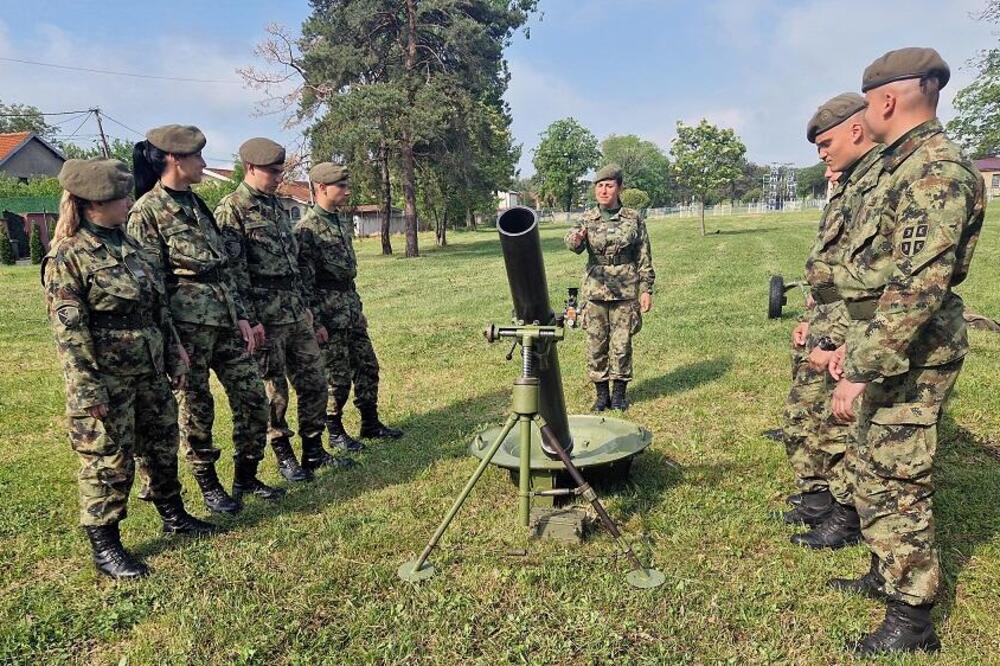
[946, 2, 1000, 156]
[600, 134, 672, 206]
[0, 228, 14, 265]
[60, 137, 134, 165]
[619, 188, 650, 210]
[533, 118, 600, 212]
[29, 224, 43, 264]
[670, 120, 747, 236]
[0, 174, 61, 198]
[796, 162, 829, 199]
[0, 100, 56, 139]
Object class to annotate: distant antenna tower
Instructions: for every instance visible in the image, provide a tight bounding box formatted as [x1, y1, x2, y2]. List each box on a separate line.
[784, 163, 797, 202]
[767, 164, 782, 210]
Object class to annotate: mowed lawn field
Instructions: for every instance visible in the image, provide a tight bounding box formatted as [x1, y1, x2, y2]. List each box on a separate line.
[1, 209, 998, 665]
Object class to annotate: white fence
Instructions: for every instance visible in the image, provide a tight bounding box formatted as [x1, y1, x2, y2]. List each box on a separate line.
[535, 198, 827, 223]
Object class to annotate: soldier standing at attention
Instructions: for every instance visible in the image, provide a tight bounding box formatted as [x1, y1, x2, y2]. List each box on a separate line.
[295, 163, 403, 451]
[128, 125, 283, 512]
[43, 159, 214, 579]
[827, 48, 984, 655]
[216, 139, 351, 478]
[564, 165, 654, 412]
[778, 95, 882, 549]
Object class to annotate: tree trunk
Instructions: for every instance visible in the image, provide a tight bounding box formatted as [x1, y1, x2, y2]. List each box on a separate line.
[700, 200, 706, 236]
[402, 0, 420, 258]
[466, 208, 476, 230]
[438, 209, 448, 247]
[379, 142, 392, 255]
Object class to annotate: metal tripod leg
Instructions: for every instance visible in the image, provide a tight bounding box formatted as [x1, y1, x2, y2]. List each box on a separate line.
[535, 416, 665, 590]
[398, 413, 520, 582]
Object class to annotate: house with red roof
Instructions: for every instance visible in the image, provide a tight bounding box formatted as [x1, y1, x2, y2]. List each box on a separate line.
[0, 132, 65, 180]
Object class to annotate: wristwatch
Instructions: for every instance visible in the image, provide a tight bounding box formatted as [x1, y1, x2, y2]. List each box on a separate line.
[816, 336, 839, 351]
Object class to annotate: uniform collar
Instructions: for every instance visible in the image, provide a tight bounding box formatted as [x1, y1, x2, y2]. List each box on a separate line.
[148, 180, 186, 218]
[239, 180, 278, 207]
[843, 145, 883, 187]
[313, 203, 340, 222]
[881, 119, 943, 173]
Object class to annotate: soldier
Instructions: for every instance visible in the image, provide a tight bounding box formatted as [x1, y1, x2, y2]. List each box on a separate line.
[215, 138, 352, 478]
[827, 48, 983, 654]
[128, 125, 283, 512]
[295, 163, 403, 451]
[779, 95, 882, 552]
[43, 159, 214, 579]
[564, 165, 654, 411]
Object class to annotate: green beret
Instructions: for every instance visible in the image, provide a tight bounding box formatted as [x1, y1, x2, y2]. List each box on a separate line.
[309, 162, 349, 185]
[807, 93, 867, 143]
[862, 47, 950, 93]
[239, 138, 285, 166]
[146, 124, 206, 154]
[58, 159, 133, 202]
[594, 164, 623, 184]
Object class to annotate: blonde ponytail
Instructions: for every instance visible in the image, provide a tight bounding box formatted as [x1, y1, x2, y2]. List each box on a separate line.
[54, 192, 84, 242]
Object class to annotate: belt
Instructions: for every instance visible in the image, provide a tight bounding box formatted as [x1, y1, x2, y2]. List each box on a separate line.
[90, 310, 156, 330]
[315, 274, 355, 292]
[175, 267, 222, 284]
[845, 299, 879, 320]
[251, 274, 296, 291]
[592, 253, 636, 266]
[811, 285, 842, 305]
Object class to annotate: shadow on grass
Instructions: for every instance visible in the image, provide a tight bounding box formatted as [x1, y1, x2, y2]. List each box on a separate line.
[630, 357, 732, 404]
[416, 230, 569, 261]
[133, 390, 510, 558]
[708, 227, 781, 236]
[933, 417, 1000, 622]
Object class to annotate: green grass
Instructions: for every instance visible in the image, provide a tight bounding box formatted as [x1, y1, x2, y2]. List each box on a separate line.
[1, 210, 998, 664]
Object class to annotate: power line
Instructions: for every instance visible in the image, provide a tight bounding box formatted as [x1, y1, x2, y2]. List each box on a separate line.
[0, 109, 93, 117]
[0, 56, 243, 85]
[99, 111, 143, 138]
[63, 112, 94, 141]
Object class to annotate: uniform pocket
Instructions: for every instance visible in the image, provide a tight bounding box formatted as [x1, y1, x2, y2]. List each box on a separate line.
[867, 402, 940, 480]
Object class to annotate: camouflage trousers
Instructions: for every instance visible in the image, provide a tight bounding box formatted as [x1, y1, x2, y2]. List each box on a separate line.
[174, 321, 268, 467]
[582, 299, 642, 383]
[256, 319, 328, 442]
[853, 358, 963, 606]
[68, 371, 181, 526]
[322, 326, 380, 415]
[782, 337, 854, 504]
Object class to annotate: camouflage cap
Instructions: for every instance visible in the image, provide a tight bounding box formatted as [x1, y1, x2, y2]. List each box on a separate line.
[594, 164, 623, 184]
[239, 137, 285, 166]
[58, 159, 133, 202]
[807, 93, 867, 143]
[309, 162, 349, 185]
[862, 47, 950, 92]
[145, 124, 206, 154]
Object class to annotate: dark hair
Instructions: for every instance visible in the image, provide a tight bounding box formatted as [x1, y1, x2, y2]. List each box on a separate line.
[132, 140, 169, 199]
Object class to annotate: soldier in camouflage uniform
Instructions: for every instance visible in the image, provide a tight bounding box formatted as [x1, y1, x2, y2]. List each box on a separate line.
[128, 125, 283, 513]
[43, 159, 214, 580]
[564, 165, 654, 412]
[825, 48, 984, 655]
[216, 138, 351, 478]
[779, 95, 882, 552]
[295, 163, 403, 451]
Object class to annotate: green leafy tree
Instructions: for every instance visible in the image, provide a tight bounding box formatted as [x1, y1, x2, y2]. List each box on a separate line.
[0, 174, 61, 198]
[670, 120, 747, 235]
[947, 2, 1000, 157]
[0, 100, 55, 139]
[0, 228, 14, 265]
[600, 134, 673, 206]
[29, 224, 43, 264]
[796, 162, 829, 198]
[533, 118, 600, 212]
[619, 188, 651, 211]
[60, 137, 134, 165]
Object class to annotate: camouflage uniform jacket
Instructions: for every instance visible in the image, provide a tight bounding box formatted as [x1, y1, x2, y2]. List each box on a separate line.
[837, 120, 984, 382]
[802, 146, 883, 347]
[42, 225, 183, 412]
[295, 205, 363, 330]
[128, 181, 251, 328]
[564, 206, 655, 301]
[215, 181, 308, 326]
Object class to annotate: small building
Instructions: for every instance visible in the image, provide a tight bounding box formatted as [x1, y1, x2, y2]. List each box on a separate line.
[0, 132, 65, 180]
[352, 204, 405, 237]
[496, 190, 522, 210]
[974, 157, 1000, 200]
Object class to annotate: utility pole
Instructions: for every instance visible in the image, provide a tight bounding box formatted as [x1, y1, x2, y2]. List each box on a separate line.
[91, 108, 111, 158]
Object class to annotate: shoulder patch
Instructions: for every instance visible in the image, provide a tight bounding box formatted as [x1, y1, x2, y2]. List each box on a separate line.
[56, 305, 82, 329]
[900, 223, 928, 256]
[224, 235, 243, 259]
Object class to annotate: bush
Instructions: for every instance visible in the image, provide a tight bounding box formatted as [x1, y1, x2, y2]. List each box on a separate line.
[620, 188, 651, 210]
[0, 229, 14, 265]
[30, 224, 43, 264]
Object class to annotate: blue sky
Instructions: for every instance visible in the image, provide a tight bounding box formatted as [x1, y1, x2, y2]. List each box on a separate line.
[0, 0, 995, 174]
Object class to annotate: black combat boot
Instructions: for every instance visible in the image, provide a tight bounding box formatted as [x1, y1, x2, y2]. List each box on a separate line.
[591, 381, 611, 412]
[610, 380, 629, 411]
[232, 457, 286, 503]
[791, 502, 861, 549]
[326, 413, 365, 453]
[191, 464, 241, 514]
[271, 437, 312, 482]
[302, 434, 356, 472]
[781, 489, 833, 526]
[828, 553, 888, 601]
[761, 428, 786, 443]
[359, 404, 404, 439]
[153, 495, 217, 536]
[83, 524, 149, 579]
[786, 493, 803, 507]
[850, 601, 940, 655]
